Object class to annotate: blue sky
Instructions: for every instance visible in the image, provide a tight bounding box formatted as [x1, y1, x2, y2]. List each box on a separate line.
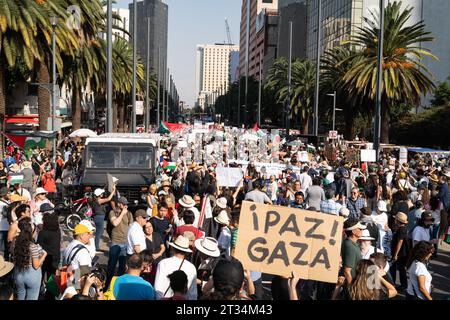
[116, 0, 242, 107]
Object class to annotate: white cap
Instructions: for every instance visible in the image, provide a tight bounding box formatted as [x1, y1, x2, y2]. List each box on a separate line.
[94, 188, 105, 197]
[377, 200, 388, 212]
[79, 220, 96, 232]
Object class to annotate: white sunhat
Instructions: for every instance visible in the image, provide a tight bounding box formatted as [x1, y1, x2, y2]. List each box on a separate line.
[178, 195, 196, 208]
[359, 229, 375, 241]
[214, 210, 230, 225]
[215, 197, 228, 209]
[169, 235, 193, 253]
[94, 188, 105, 197]
[377, 200, 388, 212]
[194, 237, 221, 258]
[34, 187, 48, 197]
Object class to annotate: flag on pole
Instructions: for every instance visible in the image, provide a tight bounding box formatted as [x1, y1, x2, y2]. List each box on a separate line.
[198, 195, 212, 229]
[162, 160, 177, 170]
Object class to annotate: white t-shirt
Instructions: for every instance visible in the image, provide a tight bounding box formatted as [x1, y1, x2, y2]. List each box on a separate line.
[407, 261, 432, 299]
[412, 226, 431, 243]
[430, 209, 441, 225]
[63, 240, 92, 270]
[154, 256, 198, 300]
[372, 212, 388, 230]
[218, 226, 231, 258]
[299, 172, 312, 194]
[0, 200, 10, 231]
[127, 222, 147, 255]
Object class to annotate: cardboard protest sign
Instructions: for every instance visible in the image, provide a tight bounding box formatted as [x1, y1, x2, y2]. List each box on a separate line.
[360, 149, 376, 162]
[216, 167, 243, 187]
[107, 173, 119, 194]
[235, 201, 344, 283]
[345, 149, 359, 163]
[324, 144, 336, 161]
[298, 151, 309, 162]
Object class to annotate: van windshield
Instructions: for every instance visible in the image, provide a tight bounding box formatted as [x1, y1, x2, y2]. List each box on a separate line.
[86, 145, 153, 169]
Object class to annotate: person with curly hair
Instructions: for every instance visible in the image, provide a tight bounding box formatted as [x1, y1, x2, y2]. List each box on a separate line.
[406, 241, 434, 300]
[12, 221, 47, 300]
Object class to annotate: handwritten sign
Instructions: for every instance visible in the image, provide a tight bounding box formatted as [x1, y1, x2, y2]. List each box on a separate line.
[360, 149, 376, 162]
[298, 151, 309, 163]
[235, 201, 344, 283]
[216, 167, 244, 187]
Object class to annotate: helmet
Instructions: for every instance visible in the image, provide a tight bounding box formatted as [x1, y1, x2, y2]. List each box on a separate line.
[399, 172, 407, 179]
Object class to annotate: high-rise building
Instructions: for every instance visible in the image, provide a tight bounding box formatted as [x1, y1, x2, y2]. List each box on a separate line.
[306, 0, 450, 99]
[129, 0, 168, 73]
[238, 0, 279, 80]
[277, 0, 308, 61]
[196, 44, 240, 109]
[229, 51, 240, 83]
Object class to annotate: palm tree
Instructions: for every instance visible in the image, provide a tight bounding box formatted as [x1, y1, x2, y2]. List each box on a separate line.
[344, 1, 436, 143]
[265, 58, 316, 133]
[0, 0, 55, 153]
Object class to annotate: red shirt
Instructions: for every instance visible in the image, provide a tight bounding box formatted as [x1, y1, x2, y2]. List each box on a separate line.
[174, 225, 204, 239]
[42, 172, 56, 193]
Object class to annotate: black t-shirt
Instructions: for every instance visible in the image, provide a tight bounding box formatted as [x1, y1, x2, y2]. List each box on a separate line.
[37, 229, 61, 267]
[391, 226, 409, 259]
[32, 163, 41, 176]
[145, 232, 164, 264]
[150, 217, 170, 242]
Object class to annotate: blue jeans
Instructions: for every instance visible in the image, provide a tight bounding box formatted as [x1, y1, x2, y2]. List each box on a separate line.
[105, 243, 127, 290]
[14, 267, 42, 300]
[93, 215, 105, 251]
[0, 231, 10, 260]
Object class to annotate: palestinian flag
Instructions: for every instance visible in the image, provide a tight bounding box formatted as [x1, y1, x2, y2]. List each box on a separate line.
[162, 160, 177, 171]
[1, 131, 56, 158]
[157, 121, 170, 134]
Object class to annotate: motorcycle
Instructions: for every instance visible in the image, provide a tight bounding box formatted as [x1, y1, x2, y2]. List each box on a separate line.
[55, 192, 93, 231]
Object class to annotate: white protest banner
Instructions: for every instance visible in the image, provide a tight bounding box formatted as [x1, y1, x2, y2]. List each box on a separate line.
[235, 201, 344, 283]
[360, 149, 376, 162]
[326, 172, 335, 183]
[216, 167, 244, 187]
[187, 133, 196, 144]
[178, 140, 188, 148]
[298, 151, 309, 163]
[192, 129, 209, 134]
[399, 148, 408, 165]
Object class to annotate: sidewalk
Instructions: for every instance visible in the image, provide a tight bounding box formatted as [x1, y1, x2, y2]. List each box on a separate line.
[429, 241, 450, 300]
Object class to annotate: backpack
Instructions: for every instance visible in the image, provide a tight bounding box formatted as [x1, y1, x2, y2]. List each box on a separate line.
[366, 221, 380, 247]
[55, 244, 89, 294]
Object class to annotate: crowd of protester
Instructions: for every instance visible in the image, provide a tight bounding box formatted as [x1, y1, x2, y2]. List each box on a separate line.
[0, 129, 449, 301]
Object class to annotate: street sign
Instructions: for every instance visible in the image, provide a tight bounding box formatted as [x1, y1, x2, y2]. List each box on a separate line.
[328, 130, 338, 139]
[136, 101, 144, 115]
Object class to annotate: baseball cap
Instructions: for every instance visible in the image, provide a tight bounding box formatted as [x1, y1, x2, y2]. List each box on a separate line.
[94, 188, 105, 197]
[74, 224, 91, 236]
[134, 209, 147, 219]
[118, 196, 129, 205]
[79, 220, 96, 233]
[39, 203, 54, 213]
[344, 219, 367, 231]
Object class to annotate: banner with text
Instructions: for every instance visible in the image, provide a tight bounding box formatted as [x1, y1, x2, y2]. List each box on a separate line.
[235, 201, 344, 283]
[216, 167, 244, 187]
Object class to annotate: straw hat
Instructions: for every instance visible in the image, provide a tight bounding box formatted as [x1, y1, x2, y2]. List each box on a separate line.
[169, 235, 193, 253]
[189, 162, 198, 170]
[214, 210, 230, 225]
[215, 197, 228, 209]
[0, 255, 14, 278]
[10, 194, 27, 203]
[395, 212, 408, 225]
[161, 180, 171, 188]
[22, 161, 32, 169]
[194, 237, 221, 257]
[359, 229, 375, 241]
[429, 174, 439, 183]
[178, 195, 196, 208]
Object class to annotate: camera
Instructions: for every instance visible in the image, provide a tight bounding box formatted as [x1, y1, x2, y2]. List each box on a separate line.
[90, 268, 106, 288]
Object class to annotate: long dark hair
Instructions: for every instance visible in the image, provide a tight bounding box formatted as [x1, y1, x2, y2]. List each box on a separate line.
[406, 241, 434, 268]
[13, 220, 34, 271]
[43, 212, 60, 232]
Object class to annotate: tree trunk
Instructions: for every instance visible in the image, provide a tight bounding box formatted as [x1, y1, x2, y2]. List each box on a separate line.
[37, 61, 51, 131]
[71, 79, 81, 130]
[344, 110, 356, 140]
[301, 117, 309, 134]
[0, 61, 6, 156]
[380, 100, 390, 143]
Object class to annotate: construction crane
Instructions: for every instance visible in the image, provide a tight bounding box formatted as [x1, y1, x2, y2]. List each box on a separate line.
[225, 18, 233, 45]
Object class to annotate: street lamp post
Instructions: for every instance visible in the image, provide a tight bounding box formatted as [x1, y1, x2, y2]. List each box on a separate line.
[107, 0, 113, 132]
[313, 0, 322, 136]
[327, 91, 337, 131]
[145, 17, 151, 132]
[286, 21, 293, 141]
[131, 0, 137, 133]
[374, 0, 385, 159]
[50, 16, 58, 168]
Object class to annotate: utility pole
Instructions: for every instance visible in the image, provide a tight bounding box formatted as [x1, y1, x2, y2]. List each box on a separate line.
[258, 53, 262, 126]
[166, 68, 170, 122]
[156, 46, 160, 126]
[145, 17, 151, 131]
[313, 0, 322, 136]
[286, 21, 293, 140]
[374, 0, 385, 159]
[131, 0, 137, 133]
[107, 0, 113, 132]
[50, 16, 57, 168]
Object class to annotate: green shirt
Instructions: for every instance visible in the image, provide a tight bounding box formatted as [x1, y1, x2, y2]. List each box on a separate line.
[341, 238, 361, 279]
